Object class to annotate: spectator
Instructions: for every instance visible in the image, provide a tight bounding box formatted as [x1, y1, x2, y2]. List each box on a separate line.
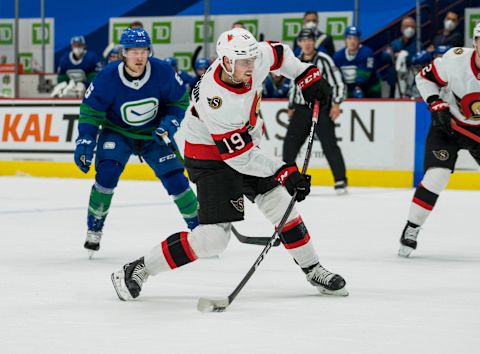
[381, 16, 418, 98]
[285, 28, 348, 194]
[263, 73, 290, 98]
[52, 36, 102, 97]
[430, 11, 464, 49]
[293, 11, 335, 57]
[333, 26, 381, 98]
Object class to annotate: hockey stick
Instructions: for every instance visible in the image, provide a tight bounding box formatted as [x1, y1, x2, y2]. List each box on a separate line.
[450, 120, 480, 143]
[158, 133, 277, 246]
[191, 45, 203, 78]
[197, 100, 320, 313]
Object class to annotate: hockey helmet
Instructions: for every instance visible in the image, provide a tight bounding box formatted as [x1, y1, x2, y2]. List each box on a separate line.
[345, 26, 361, 38]
[216, 28, 259, 78]
[120, 27, 152, 52]
[195, 57, 210, 71]
[165, 56, 178, 69]
[70, 36, 86, 46]
[297, 28, 315, 41]
[433, 45, 450, 57]
[411, 50, 432, 66]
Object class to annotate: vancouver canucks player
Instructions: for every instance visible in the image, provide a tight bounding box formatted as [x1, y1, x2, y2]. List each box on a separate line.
[74, 28, 199, 258]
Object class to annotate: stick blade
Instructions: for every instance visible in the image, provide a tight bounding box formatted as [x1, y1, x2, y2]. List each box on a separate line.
[197, 297, 230, 313]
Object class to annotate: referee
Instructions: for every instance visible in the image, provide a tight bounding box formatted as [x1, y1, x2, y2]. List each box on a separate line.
[283, 28, 348, 194]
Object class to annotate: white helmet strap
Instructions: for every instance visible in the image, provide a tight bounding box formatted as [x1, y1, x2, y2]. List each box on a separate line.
[220, 56, 242, 84]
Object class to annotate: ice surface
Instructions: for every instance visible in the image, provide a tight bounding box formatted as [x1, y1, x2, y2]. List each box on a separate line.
[1, 177, 479, 354]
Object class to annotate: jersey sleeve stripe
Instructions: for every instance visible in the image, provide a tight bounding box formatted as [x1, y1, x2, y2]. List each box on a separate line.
[210, 124, 248, 140]
[211, 125, 254, 160]
[267, 41, 284, 71]
[184, 141, 222, 161]
[420, 62, 447, 87]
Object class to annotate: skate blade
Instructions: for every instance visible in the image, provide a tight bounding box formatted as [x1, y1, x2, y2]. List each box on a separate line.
[335, 188, 348, 196]
[197, 297, 229, 313]
[111, 271, 133, 301]
[398, 245, 414, 258]
[317, 286, 349, 297]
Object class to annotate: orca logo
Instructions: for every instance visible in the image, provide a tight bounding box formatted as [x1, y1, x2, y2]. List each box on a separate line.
[230, 196, 244, 213]
[433, 150, 449, 161]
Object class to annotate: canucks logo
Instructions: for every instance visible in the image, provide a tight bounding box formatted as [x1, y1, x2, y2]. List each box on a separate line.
[207, 96, 222, 109]
[120, 98, 159, 126]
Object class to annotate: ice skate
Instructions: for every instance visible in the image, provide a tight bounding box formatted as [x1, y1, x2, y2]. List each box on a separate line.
[111, 257, 148, 301]
[304, 263, 349, 296]
[398, 222, 420, 258]
[84, 230, 102, 259]
[334, 180, 348, 195]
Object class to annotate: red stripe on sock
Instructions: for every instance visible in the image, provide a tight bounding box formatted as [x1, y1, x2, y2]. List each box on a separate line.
[161, 240, 177, 269]
[281, 216, 303, 232]
[413, 197, 433, 211]
[180, 232, 197, 262]
[284, 234, 311, 249]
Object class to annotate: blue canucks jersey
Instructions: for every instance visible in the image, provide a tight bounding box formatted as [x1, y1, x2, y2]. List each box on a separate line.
[57, 50, 103, 84]
[333, 45, 381, 98]
[79, 57, 189, 140]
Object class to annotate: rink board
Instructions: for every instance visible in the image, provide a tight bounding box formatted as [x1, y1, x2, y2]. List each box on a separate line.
[0, 99, 478, 189]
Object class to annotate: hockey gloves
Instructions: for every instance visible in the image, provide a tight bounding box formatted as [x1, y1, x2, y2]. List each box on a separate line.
[429, 99, 453, 135]
[274, 163, 311, 202]
[153, 115, 180, 145]
[295, 65, 332, 109]
[74, 136, 95, 173]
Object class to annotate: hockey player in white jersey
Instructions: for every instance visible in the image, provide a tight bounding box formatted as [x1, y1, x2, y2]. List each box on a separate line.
[111, 28, 348, 301]
[398, 24, 480, 257]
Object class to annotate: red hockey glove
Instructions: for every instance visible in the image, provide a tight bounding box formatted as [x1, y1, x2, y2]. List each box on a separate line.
[429, 99, 453, 135]
[274, 163, 311, 202]
[295, 65, 331, 109]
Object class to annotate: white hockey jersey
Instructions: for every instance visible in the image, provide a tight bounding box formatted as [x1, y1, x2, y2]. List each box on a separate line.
[183, 41, 312, 177]
[416, 47, 480, 127]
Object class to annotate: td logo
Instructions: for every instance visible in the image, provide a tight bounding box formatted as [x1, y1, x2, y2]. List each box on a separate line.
[327, 17, 348, 40]
[174, 52, 192, 72]
[282, 18, 303, 41]
[195, 21, 214, 43]
[0, 24, 13, 45]
[238, 19, 258, 38]
[469, 14, 480, 37]
[152, 22, 171, 44]
[113, 23, 131, 44]
[19, 53, 33, 73]
[32, 23, 50, 45]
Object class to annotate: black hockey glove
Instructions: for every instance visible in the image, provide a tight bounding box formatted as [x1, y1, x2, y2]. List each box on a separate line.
[295, 65, 332, 109]
[274, 163, 311, 202]
[429, 99, 453, 135]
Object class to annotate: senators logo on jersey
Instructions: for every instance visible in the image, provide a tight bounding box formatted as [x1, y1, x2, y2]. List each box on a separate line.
[454, 92, 480, 121]
[207, 96, 222, 109]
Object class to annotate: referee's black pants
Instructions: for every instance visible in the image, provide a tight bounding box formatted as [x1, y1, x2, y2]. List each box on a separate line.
[282, 104, 347, 183]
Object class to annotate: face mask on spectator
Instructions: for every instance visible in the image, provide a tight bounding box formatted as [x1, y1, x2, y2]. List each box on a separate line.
[444, 19, 456, 31]
[72, 47, 85, 57]
[304, 21, 317, 30]
[403, 27, 415, 39]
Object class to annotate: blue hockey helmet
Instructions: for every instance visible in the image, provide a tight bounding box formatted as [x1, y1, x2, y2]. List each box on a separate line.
[345, 26, 361, 38]
[434, 45, 450, 57]
[164, 56, 178, 69]
[70, 36, 86, 46]
[120, 27, 151, 50]
[411, 50, 432, 66]
[195, 57, 210, 71]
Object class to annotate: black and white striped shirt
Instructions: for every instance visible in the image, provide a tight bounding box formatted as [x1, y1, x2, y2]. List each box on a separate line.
[289, 51, 346, 107]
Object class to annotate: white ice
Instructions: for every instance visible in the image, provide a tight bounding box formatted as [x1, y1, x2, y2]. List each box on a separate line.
[1, 177, 479, 354]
